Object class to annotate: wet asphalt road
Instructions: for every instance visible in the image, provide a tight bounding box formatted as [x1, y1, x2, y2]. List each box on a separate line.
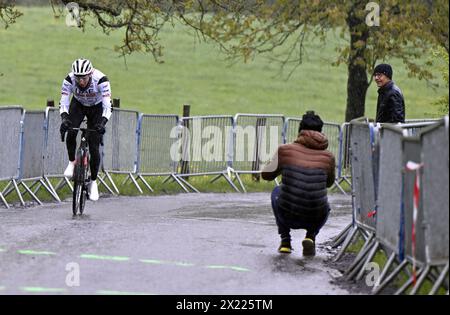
[0, 193, 352, 295]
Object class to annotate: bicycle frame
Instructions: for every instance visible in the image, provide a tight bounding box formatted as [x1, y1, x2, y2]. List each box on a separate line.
[73, 128, 91, 186]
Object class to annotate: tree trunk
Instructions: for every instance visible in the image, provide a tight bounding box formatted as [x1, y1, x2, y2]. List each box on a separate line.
[345, 3, 370, 122]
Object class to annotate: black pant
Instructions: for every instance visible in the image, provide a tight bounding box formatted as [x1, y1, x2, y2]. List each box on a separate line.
[271, 186, 330, 242]
[66, 98, 103, 181]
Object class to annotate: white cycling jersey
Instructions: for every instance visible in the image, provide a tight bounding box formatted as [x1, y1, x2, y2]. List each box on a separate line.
[59, 68, 112, 120]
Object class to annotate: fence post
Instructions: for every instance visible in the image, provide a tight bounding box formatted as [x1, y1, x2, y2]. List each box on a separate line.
[112, 98, 120, 109]
[180, 104, 190, 179]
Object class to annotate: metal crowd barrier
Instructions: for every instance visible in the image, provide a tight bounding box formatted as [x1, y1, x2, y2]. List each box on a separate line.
[0, 106, 24, 208]
[232, 114, 285, 192]
[334, 118, 379, 262]
[415, 118, 449, 294]
[43, 107, 74, 195]
[177, 115, 238, 192]
[329, 117, 449, 294]
[134, 114, 198, 193]
[372, 119, 449, 295]
[100, 109, 139, 194]
[283, 118, 344, 193]
[337, 122, 352, 188]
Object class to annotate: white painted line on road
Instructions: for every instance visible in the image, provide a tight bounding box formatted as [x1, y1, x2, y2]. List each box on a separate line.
[80, 254, 130, 261]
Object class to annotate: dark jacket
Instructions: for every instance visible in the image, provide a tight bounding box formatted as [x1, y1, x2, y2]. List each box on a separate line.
[376, 81, 405, 123]
[262, 130, 335, 224]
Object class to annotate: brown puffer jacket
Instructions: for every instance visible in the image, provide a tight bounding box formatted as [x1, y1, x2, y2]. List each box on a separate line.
[262, 130, 336, 223]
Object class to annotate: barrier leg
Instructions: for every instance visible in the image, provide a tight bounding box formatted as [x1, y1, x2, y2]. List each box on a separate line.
[0, 190, 9, 209]
[429, 263, 449, 295]
[372, 251, 396, 293]
[162, 175, 175, 185]
[331, 223, 352, 248]
[44, 177, 62, 201]
[344, 233, 375, 275]
[210, 174, 222, 184]
[222, 174, 241, 192]
[333, 226, 358, 262]
[409, 265, 431, 295]
[176, 175, 200, 193]
[136, 175, 154, 193]
[104, 172, 120, 195]
[39, 179, 61, 202]
[128, 173, 143, 194]
[233, 172, 246, 193]
[26, 180, 41, 195]
[12, 179, 25, 206]
[64, 177, 73, 192]
[345, 236, 376, 279]
[373, 259, 409, 295]
[332, 179, 347, 195]
[2, 180, 14, 197]
[97, 176, 115, 195]
[394, 265, 426, 295]
[54, 177, 72, 192]
[356, 241, 380, 281]
[19, 181, 42, 205]
[171, 175, 190, 193]
[53, 178, 65, 192]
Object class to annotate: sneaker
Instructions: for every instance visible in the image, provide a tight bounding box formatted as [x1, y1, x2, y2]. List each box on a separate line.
[89, 180, 99, 201]
[302, 238, 316, 256]
[64, 161, 75, 177]
[278, 240, 292, 254]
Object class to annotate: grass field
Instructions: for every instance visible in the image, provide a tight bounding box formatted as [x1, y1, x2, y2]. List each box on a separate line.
[0, 6, 448, 122]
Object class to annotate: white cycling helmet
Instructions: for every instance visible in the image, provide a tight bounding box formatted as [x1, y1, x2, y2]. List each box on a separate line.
[71, 58, 93, 76]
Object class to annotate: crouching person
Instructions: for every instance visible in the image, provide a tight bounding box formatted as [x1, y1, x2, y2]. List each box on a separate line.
[262, 111, 335, 256]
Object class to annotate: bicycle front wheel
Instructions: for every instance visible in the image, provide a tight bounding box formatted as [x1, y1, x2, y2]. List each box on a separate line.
[72, 183, 82, 216]
[79, 184, 87, 215]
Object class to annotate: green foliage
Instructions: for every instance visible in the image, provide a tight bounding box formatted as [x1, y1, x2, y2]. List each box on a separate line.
[0, 0, 23, 28]
[0, 7, 446, 121]
[431, 47, 449, 114]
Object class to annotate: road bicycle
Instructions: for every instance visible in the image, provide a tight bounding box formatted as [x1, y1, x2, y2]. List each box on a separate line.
[62, 126, 97, 216]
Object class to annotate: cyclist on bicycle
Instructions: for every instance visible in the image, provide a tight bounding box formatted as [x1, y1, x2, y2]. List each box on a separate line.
[59, 58, 112, 201]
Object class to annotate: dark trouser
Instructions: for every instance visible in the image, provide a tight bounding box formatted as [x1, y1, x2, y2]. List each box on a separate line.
[66, 98, 103, 181]
[271, 186, 330, 242]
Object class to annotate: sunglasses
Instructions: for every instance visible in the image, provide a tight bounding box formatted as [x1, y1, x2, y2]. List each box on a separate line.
[74, 74, 91, 82]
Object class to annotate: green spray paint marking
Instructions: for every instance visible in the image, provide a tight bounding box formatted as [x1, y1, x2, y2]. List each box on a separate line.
[18, 250, 57, 256]
[139, 259, 166, 265]
[96, 290, 156, 295]
[140, 259, 195, 267]
[21, 287, 67, 293]
[205, 265, 250, 272]
[80, 254, 130, 261]
[174, 262, 195, 267]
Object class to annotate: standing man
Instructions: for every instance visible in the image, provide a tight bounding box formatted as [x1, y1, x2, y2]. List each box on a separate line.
[59, 58, 112, 201]
[262, 111, 335, 256]
[373, 63, 405, 123]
